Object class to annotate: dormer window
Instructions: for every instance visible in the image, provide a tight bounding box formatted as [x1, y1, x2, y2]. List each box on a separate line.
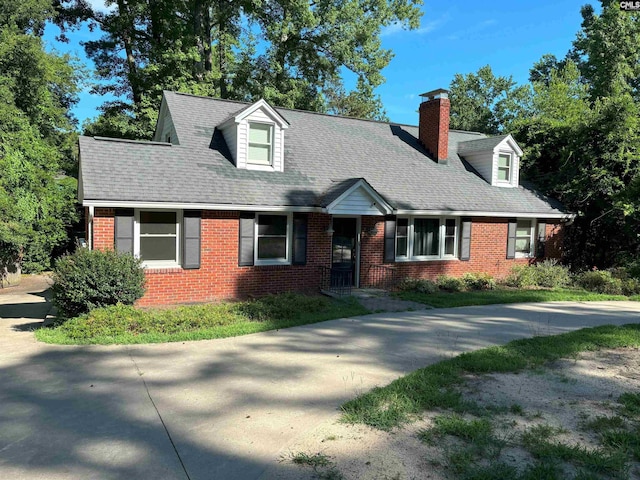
[248, 123, 273, 166]
[497, 153, 511, 182]
[457, 134, 523, 188]
[217, 98, 289, 172]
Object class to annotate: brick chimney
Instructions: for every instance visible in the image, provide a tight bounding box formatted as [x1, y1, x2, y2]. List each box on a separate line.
[419, 88, 450, 164]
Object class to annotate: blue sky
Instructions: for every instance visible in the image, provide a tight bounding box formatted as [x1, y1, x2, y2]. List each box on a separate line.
[43, 0, 591, 128]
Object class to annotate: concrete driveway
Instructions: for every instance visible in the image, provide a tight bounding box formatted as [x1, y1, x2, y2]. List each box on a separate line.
[1, 280, 639, 480]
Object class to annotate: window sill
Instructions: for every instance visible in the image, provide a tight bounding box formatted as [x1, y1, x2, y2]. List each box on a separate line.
[143, 262, 182, 270]
[245, 163, 276, 172]
[254, 259, 291, 267]
[394, 257, 459, 263]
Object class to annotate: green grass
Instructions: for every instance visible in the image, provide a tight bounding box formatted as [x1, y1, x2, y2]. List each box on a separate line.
[290, 452, 332, 468]
[618, 392, 640, 416]
[340, 324, 640, 431]
[397, 287, 635, 309]
[419, 414, 493, 444]
[288, 452, 344, 480]
[35, 293, 369, 345]
[582, 415, 626, 434]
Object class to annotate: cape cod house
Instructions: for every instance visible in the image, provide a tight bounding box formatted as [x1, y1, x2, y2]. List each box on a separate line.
[78, 89, 571, 305]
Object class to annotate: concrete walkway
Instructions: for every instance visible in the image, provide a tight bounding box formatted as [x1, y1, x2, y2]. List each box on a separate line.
[1, 282, 639, 480]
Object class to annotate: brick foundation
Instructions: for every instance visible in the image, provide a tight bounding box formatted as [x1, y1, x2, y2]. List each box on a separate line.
[90, 209, 563, 306]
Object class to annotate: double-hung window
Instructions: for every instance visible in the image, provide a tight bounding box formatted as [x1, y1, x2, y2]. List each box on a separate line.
[136, 210, 181, 266]
[497, 153, 511, 182]
[515, 219, 535, 257]
[396, 217, 458, 260]
[248, 123, 273, 166]
[255, 213, 290, 264]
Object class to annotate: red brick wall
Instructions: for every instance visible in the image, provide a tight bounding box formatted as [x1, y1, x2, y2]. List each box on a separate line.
[93, 208, 115, 250]
[140, 211, 332, 306]
[359, 216, 563, 286]
[89, 210, 564, 306]
[418, 97, 450, 161]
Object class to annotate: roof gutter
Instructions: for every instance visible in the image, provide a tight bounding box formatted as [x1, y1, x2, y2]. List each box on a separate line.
[393, 209, 575, 220]
[83, 200, 575, 220]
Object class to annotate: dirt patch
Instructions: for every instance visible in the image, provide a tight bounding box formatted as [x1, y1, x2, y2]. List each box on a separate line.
[0, 273, 52, 296]
[268, 348, 640, 480]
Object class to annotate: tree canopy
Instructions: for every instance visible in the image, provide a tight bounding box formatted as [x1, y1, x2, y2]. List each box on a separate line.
[513, 1, 640, 269]
[448, 65, 531, 135]
[59, 0, 423, 138]
[0, 0, 80, 272]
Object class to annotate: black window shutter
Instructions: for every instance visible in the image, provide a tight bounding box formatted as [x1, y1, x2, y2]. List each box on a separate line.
[536, 221, 547, 259]
[460, 217, 472, 261]
[506, 218, 517, 259]
[384, 216, 396, 263]
[238, 212, 255, 266]
[292, 213, 308, 265]
[114, 208, 134, 254]
[182, 211, 201, 269]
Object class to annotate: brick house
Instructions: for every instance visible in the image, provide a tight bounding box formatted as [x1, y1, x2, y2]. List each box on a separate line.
[78, 89, 572, 306]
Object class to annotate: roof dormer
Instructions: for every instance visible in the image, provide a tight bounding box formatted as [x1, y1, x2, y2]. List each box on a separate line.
[457, 134, 523, 188]
[218, 99, 289, 172]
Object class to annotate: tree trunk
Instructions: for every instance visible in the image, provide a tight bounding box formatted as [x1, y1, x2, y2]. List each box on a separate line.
[193, 0, 205, 80]
[117, 0, 142, 106]
[1, 258, 21, 288]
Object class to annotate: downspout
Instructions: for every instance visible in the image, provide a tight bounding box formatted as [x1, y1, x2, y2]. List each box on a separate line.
[88, 206, 95, 250]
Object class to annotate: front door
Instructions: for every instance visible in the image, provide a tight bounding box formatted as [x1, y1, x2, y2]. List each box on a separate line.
[331, 217, 358, 287]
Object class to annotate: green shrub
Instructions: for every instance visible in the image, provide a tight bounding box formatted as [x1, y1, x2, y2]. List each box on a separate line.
[436, 275, 465, 293]
[398, 277, 438, 294]
[532, 259, 571, 288]
[52, 248, 146, 318]
[576, 270, 624, 295]
[461, 272, 496, 291]
[505, 265, 537, 288]
[235, 292, 329, 321]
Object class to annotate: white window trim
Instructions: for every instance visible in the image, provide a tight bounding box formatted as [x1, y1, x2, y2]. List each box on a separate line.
[254, 212, 292, 266]
[496, 151, 512, 184]
[515, 218, 536, 258]
[395, 216, 459, 262]
[247, 122, 274, 168]
[133, 209, 183, 268]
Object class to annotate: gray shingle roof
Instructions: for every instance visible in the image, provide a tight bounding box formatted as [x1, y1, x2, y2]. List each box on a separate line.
[79, 91, 567, 216]
[457, 134, 510, 154]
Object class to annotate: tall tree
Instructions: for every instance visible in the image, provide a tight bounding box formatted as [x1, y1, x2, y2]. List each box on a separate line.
[512, 0, 640, 269]
[0, 0, 81, 273]
[448, 65, 530, 135]
[61, 0, 422, 138]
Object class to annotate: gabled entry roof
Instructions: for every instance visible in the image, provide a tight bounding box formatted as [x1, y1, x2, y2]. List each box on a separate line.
[323, 178, 393, 216]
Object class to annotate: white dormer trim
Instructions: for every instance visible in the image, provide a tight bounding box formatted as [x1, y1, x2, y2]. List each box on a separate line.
[491, 135, 522, 188]
[460, 134, 523, 188]
[218, 99, 288, 172]
[323, 179, 393, 216]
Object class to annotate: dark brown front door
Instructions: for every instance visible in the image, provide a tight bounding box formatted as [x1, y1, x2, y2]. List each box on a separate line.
[331, 217, 357, 286]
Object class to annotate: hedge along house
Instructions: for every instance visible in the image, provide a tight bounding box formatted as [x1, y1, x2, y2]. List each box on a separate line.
[78, 89, 572, 306]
